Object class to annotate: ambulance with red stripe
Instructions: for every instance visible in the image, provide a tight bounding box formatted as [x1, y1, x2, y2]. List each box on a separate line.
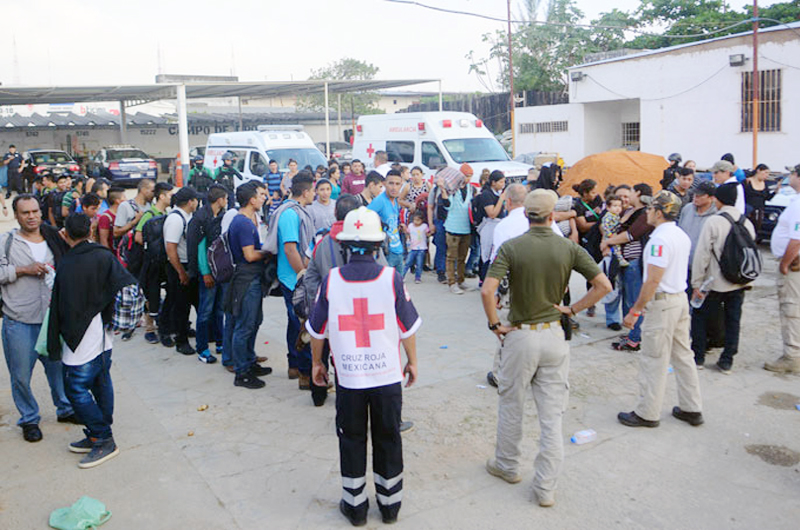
[351, 112, 532, 185]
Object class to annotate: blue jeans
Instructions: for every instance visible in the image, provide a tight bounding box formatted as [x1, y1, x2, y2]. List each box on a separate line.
[386, 252, 404, 271]
[2, 317, 72, 425]
[604, 288, 622, 326]
[466, 231, 480, 273]
[219, 282, 234, 366]
[63, 350, 114, 441]
[281, 282, 311, 375]
[196, 280, 224, 354]
[233, 277, 263, 375]
[433, 219, 446, 274]
[621, 258, 644, 342]
[403, 250, 426, 280]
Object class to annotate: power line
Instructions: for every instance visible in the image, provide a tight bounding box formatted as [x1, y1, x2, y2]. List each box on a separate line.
[585, 64, 728, 102]
[383, 0, 757, 39]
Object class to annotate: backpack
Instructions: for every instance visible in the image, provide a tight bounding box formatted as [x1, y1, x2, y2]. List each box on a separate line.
[116, 232, 144, 275]
[207, 232, 234, 283]
[142, 210, 185, 264]
[714, 212, 761, 285]
[49, 190, 68, 227]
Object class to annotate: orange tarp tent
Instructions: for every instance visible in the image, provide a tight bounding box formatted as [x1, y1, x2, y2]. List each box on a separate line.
[559, 151, 669, 195]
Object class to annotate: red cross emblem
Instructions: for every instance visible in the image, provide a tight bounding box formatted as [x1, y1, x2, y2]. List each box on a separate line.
[366, 143, 375, 158]
[339, 298, 385, 348]
[354, 220, 364, 229]
[213, 157, 218, 166]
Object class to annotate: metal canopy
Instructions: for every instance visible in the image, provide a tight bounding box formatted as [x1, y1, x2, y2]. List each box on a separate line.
[0, 79, 437, 106]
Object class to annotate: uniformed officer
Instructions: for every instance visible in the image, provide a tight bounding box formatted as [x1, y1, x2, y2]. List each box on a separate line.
[214, 152, 239, 205]
[618, 190, 704, 428]
[764, 163, 800, 374]
[307, 207, 421, 526]
[187, 154, 215, 196]
[481, 189, 611, 508]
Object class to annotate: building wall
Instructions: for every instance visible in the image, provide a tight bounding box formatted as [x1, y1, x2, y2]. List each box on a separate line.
[514, 104, 584, 164]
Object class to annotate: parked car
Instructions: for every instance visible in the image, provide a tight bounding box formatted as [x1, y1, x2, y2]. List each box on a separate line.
[315, 141, 351, 161]
[87, 145, 158, 187]
[22, 149, 83, 187]
[759, 175, 797, 241]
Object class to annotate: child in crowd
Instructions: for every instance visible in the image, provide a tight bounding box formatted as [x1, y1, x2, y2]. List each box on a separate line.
[601, 195, 628, 266]
[403, 210, 430, 284]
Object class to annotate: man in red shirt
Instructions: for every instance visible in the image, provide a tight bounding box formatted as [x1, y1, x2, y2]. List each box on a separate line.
[340, 159, 366, 195]
[97, 187, 125, 250]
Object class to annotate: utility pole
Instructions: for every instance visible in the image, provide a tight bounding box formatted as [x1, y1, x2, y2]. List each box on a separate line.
[752, 0, 759, 167]
[507, 0, 515, 157]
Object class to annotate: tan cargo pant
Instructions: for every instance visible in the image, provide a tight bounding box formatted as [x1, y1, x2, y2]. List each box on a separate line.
[635, 293, 702, 421]
[495, 324, 569, 497]
[778, 269, 800, 361]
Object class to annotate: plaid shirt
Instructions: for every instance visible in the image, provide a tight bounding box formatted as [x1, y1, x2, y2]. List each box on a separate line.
[109, 284, 144, 332]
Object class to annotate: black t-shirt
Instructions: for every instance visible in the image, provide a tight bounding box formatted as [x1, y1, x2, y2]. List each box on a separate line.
[573, 196, 602, 223]
[474, 188, 504, 225]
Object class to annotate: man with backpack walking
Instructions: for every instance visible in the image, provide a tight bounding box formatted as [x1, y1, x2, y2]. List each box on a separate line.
[690, 183, 758, 374]
[187, 184, 228, 364]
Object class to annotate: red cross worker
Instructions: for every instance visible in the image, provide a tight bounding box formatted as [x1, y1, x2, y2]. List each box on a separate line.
[306, 207, 421, 526]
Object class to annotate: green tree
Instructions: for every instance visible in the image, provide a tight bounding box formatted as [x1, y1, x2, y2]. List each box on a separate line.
[297, 58, 384, 115]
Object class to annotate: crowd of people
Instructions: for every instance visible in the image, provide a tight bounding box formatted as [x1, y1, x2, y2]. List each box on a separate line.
[1, 143, 799, 524]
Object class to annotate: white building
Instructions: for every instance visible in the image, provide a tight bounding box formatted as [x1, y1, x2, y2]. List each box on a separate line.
[515, 22, 800, 170]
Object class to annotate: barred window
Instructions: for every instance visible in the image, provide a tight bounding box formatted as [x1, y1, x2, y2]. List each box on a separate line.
[622, 122, 640, 150]
[741, 69, 781, 132]
[519, 121, 568, 134]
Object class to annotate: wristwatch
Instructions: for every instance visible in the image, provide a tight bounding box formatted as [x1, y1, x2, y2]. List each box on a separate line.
[488, 321, 501, 331]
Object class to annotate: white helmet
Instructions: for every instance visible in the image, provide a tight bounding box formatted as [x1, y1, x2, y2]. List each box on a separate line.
[337, 207, 384, 242]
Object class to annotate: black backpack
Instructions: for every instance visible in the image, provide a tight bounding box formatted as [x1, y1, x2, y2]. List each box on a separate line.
[714, 212, 761, 285]
[142, 210, 185, 264]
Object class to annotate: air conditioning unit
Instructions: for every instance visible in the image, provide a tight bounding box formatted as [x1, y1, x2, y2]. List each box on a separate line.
[570, 71, 585, 82]
[729, 54, 747, 67]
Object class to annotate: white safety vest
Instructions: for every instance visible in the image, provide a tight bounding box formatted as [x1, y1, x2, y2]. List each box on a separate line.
[327, 267, 402, 390]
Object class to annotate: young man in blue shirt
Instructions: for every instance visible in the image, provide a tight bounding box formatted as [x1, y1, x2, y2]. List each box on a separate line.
[368, 169, 404, 271]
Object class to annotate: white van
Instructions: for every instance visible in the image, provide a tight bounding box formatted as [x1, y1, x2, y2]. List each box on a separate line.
[351, 112, 532, 184]
[204, 126, 328, 189]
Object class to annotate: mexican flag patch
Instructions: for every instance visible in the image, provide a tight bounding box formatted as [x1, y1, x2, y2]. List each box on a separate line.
[651, 245, 663, 257]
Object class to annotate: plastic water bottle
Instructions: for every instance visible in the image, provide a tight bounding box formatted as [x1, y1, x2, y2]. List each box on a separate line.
[690, 277, 714, 309]
[570, 429, 597, 445]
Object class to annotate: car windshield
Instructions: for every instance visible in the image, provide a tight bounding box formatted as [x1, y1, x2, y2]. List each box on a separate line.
[265, 148, 327, 172]
[442, 138, 510, 163]
[107, 149, 149, 161]
[32, 151, 73, 165]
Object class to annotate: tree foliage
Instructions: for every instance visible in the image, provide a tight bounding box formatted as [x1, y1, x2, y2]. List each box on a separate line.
[297, 58, 384, 115]
[468, 0, 800, 94]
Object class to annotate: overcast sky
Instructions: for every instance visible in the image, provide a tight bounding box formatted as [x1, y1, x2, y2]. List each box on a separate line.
[0, 0, 772, 94]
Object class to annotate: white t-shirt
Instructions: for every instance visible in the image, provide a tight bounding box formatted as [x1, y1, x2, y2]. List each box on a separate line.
[374, 163, 392, 177]
[61, 313, 113, 366]
[163, 208, 192, 263]
[771, 194, 800, 258]
[490, 207, 563, 262]
[723, 176, 746, 216]
[643, 221, 691, 294]
[221, 208, 238, 234]
[114, 199, 146, 228]
[407, 223, 429, 250]
[23, 239, 49, 263]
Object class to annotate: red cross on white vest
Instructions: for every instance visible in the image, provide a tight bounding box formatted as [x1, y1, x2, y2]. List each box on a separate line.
[338, 298, 385, 348]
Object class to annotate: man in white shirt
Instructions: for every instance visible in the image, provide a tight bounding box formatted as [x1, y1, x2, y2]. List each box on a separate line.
[618, 190, 703, 428]
[711, 160, 745, 215]
[373, 150, 392, 177]
[163, 187, 199, 355]
[765, 164, 800, 374]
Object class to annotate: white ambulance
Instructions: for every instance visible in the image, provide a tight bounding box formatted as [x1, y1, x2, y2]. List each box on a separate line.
[351, 112, 532, 184]
[204, 125, 327, 189]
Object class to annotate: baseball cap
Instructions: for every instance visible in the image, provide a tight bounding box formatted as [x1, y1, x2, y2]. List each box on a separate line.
[459, 163, 474, 177]
[694, 180, 717, 196]
[650, 190, 682, 219]
[711, 160, 734, 173]
[524, 189, 558, 217]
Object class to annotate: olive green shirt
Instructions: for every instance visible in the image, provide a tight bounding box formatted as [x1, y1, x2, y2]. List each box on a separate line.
[488, 226, 601, 325]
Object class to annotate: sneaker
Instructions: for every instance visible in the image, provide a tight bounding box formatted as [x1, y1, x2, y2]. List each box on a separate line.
[339, 499, 368, 527]
[617, 411, 659, 428]
[121, 330, 134, 341]
[449, 284, 464, 295]
[672, 406, 704, 426]
[607, 323, 622, 331]
[437, 272, 447, 283]
[287, 367, 300, 380]
[78, 439, 119, 469]
[69, 437, 94, 454]
[485, 457, 522, 484]
[458, 282, 470, 292]
[764, 356, 800, 374]
[487, 371, 498, 388]
[586, 305, 596, 317]
[250, 364, 273, 377]
[21, 423, 42, 443]
[414, 279, 421, 284]
[256, 356, 268, 363]
[216, 345, 224, 355]
[716, 361, 732, 375]
[144, 331, 159, 344]
[399, 421, 415, 434]
[612, 338, 641, 351]
[198, 350, 218, 364]
[234, 373, 265, 389]
[160, 334, 175, 348]
[176, 342, 196, 355]
[535, 490, 556, 508]
[57, 413, 81, 425]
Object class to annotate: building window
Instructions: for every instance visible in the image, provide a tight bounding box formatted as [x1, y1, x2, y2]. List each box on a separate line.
[622, 122, 640, 150]
[741, 69, 781, 132]
[519, 121, 568, 134]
